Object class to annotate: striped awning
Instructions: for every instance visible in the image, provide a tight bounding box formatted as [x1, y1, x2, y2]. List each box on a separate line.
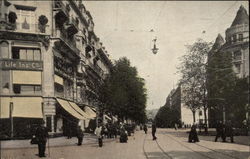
[68, 102, 91, 119]
[56, 98, 85, 120]
[84, 106, 96, 118]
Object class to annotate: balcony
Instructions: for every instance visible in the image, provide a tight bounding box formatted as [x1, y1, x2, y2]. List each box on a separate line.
[54, 28, 80, 56]
[65, 16, 79, 35]
[53, 0, 69, 18]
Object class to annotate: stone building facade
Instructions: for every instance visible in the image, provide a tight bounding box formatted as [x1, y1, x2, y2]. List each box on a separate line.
[0, 0, 112, 138]
[207, 5, 249, 127]
[165, 85, 207, 127]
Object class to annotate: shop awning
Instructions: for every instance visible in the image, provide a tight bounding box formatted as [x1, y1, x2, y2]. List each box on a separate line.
[104, 115, 111, 121]
[56, 98, 85, 120]
[112, 116, 118, 121]
[13, 70, 41, 85]
[54, 75, 63, 85]
[12, 97, 43, 118]
[84, 106, 96, 118]
[0, 97, 11, 118]
[68, 102, 91, 119]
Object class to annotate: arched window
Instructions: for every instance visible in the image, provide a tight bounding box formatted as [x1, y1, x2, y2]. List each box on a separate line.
[0, 41, 9, 58]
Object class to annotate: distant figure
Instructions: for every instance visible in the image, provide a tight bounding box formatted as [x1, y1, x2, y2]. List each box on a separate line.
[174, 123, 178, 130]
[35, 121, 49, 158]
[152, 122, 157, 140]
[143, 124, 148, 134]
[95, 125, 103, 147]
[67, 126, 72, 139]
[225, 121, 234, 143]
[215, 121, 226, 142]
[188, 124, 199, 143]
[76, 126, 84, 146]
[120, 127, 128, 143]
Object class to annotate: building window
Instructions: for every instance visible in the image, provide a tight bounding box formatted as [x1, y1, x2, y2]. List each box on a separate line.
[233, 51, 241, 61]
[13, 84, 42, 94]
[0, 41, 9, 58]
[0, 71, 10, 94]
[12, 47, 41, 61]
[55, 83, 64, 97]
[232, 35, 237, 43]
[239, 34, 243, 41]
[64, 80, 73, 99]
[235, 64, 241, 74]
[16, 9, 36, 32]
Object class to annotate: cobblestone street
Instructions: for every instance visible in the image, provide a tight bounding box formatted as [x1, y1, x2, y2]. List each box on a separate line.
[1, 129, 249, 159]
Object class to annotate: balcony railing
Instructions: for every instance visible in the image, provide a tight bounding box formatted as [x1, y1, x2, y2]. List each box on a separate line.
[54, 28, 79, 54]
[53, 0, 69, 18]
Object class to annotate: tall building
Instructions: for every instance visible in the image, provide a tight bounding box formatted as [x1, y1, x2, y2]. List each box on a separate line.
[165, 85, 207, 127]
[207, 5, 249, 127]
[0, 0, 112, 138]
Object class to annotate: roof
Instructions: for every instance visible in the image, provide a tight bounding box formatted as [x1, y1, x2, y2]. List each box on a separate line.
[212, 34, 224, 50]
[231, 5, 249, 27]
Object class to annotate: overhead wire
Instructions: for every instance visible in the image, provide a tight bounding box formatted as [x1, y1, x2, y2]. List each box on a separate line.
[203, 1, 239, 34]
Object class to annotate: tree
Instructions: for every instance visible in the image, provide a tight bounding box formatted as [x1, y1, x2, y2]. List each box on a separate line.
[178, 39, 212, 129]
[99, 57, 147, 124]
[155, 106, 180, 128]
[207, 46, 237, 127]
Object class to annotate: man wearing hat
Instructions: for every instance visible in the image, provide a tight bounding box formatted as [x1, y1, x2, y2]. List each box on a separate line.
[35, 121, 49, 157]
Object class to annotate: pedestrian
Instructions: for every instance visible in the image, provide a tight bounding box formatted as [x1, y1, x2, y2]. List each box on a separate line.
[119, 127, 128, 143]
[143, 124, 148, 134]
[225, 120, 234, 143]
[188, 123, 199, 143]
[215, 121, 226, 142]
[174, 123, 178, 130]
[67, 125, 72, 139]
[35, 121, 49, 158]
[76, 126, 84, 146]
[95, 125, 103, 147]
[152, 122, 157, 140]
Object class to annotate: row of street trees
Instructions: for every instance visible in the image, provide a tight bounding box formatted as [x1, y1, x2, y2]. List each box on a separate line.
[98, 57, 147, 124]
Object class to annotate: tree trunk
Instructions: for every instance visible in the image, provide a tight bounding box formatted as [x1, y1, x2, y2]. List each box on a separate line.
[192, 111, 196, 123]
[204, 107, 208, 134]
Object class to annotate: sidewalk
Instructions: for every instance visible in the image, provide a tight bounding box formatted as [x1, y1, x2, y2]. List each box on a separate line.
[1, 133, 97, 149]
[171, 128, 250, 146]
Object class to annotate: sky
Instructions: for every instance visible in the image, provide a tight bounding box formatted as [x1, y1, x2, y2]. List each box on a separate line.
[83, 1, 249, 110]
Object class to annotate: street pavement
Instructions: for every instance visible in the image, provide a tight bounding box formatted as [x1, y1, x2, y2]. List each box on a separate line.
[1, 129, 250, 159]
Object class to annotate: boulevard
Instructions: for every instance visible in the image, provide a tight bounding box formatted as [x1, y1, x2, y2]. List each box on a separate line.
[1, 129, 249, 159]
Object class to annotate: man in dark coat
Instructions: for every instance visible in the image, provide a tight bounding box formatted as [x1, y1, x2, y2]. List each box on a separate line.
[152, 122, 157, 140]
[215, 121, 226, 142]
[143, 124, 148, 134]
[188, 124, 199, 143]
[225, 120, 234, 143]
[35, 121, 49, 157]
[76, 126, 84, 146]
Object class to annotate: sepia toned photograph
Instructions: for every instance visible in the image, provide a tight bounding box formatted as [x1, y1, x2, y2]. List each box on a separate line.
[0, 0, 249, 158]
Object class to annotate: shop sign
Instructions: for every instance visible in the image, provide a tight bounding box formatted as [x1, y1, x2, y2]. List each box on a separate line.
[0, 59, 43, 71]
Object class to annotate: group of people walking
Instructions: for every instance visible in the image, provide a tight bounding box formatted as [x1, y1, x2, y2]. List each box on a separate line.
[215, 120, 234, 143]
[32, 119, 235, 158]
